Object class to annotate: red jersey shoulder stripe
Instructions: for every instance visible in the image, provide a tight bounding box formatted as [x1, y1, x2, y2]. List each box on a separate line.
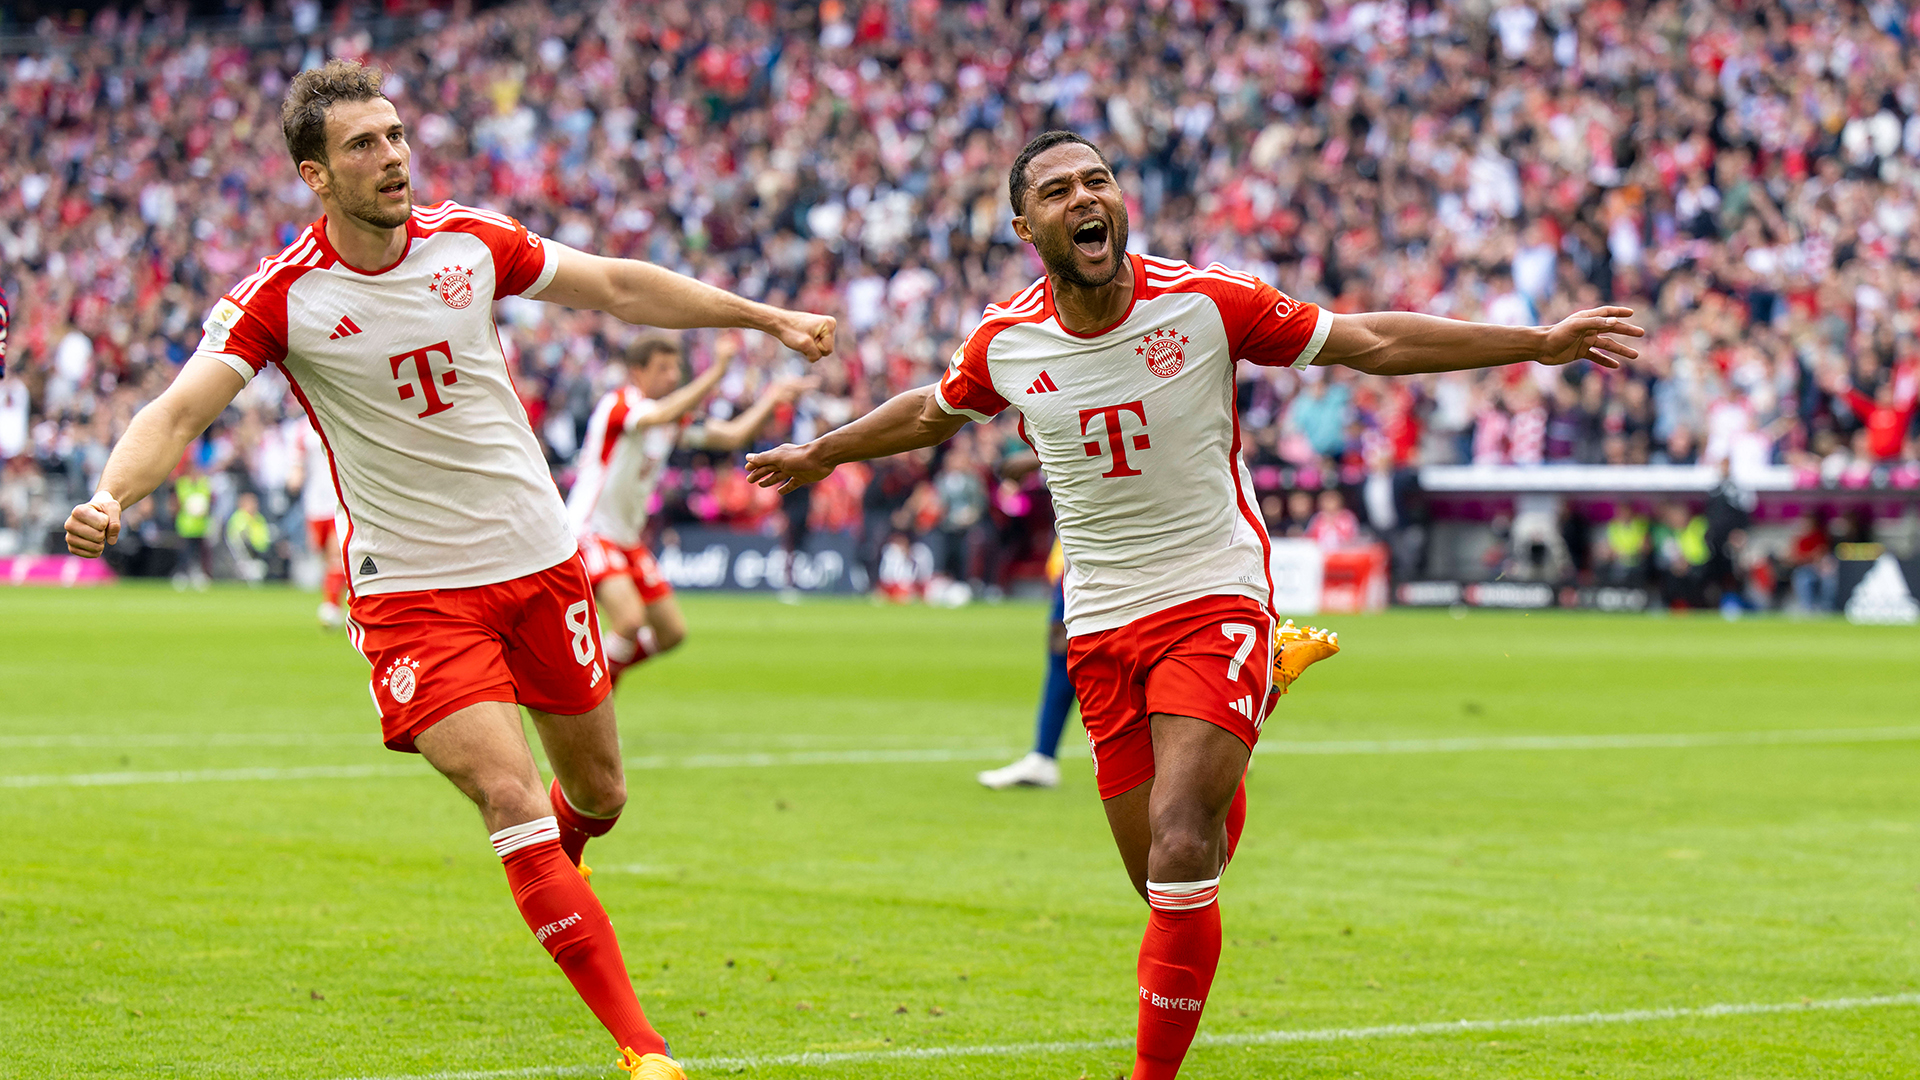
[231, 229, 323, 305]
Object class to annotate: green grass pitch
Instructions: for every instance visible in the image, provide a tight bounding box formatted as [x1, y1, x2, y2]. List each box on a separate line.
[2, 585, 1917, 1078]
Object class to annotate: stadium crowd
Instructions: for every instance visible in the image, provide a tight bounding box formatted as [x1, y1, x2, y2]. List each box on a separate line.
[2, 0, 1918, 606]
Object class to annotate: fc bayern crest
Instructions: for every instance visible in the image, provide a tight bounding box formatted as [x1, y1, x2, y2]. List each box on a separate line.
[382, 656, 422, 704]
[429, 265, 474, 310]
[1139, 326, 1188, 378]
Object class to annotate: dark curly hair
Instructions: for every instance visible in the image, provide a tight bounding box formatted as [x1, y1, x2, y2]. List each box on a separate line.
[1008, 131, 1113, 217]
[281, 59, 388, 168]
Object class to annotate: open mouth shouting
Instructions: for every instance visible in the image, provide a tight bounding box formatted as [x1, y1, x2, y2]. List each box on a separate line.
[1072, 216, 1112, 261]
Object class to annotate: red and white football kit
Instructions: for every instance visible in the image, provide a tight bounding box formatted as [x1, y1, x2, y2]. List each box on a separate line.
[936, 253, 1332, 800]
[567, 386, 680, 605]
[188, 201, 607, 751]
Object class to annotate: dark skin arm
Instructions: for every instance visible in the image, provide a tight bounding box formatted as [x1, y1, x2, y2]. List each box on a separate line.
[744, 385, 969, 493]
[1318, 306, 1644, 375]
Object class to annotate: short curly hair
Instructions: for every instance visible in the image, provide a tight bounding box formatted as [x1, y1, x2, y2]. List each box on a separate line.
[281, 59, 387, 168]
[1008, 131, 1113, 217]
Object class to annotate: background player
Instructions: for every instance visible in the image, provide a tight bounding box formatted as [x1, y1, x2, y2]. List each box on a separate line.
[976, 450, 1074, 790]
[284, 402, 346, 628]
[745, 131, 1642, 1079]
[63, 60, 833, 1080]
[570, 333, 811, 683]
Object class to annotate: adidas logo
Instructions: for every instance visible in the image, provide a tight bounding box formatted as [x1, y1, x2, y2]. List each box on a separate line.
[1025, 370, 1061, 395]
[359, 555, 378, 576]
[1228, 695, 1255, 720]
[329, 315, 364, 340]
[1845, 553, 1918, 625]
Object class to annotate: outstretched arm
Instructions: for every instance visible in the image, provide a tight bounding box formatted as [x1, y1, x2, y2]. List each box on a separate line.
[1318, 306, 1644, 377]
[744, 385, 969, 493]
[631, 356, 730, 430]
[65, 355, 245, 556]
[695, 376, 816, 452]
[533, 243, 837, 361]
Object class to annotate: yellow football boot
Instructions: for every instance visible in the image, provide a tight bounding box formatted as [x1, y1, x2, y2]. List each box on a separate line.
[618, 1048, 686, 1080]
[1272, 619, 1340, 695]
[577, 860, 593, 884]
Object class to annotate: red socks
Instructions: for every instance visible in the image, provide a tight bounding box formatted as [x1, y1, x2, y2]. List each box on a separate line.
[548, 777, 619, 866]
[492, 818, 666, 1056]
[1133, 878, 1223, 1080]
[321, 566, 346, 607]
[1224, 777, 1247, 864]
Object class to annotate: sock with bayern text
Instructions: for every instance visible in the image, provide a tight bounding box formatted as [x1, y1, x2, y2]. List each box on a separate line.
[1133, 877, 1223, 1080]
[549, 777, 619, 866]
[492, 818, 666, 1056]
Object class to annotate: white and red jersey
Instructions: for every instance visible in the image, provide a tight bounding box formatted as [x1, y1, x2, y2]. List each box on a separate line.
[188, 200, 570, 596]
[566, 385, 680, 548]
[936, 254, 1332, 636]
[292, 420, 340, 523]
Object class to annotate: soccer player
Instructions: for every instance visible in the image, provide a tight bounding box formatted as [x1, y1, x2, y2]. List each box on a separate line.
[284, 403, 347, 628]
[745, 131, 1642, 1079]
[62, 60, 833, 1080]
[977, 482, 1075, 789]
[569, 333, 810, 683]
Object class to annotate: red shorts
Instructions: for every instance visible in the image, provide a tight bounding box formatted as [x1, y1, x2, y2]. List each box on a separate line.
[346, 557, 611, 753]
[306, 515, 337, 553]
[1066, 594, 1274, 800]
[578, 533, 673, 604]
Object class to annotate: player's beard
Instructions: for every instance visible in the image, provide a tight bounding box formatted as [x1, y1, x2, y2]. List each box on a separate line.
[336, 170, 413, 229]
[1034, 203, 1130, 290]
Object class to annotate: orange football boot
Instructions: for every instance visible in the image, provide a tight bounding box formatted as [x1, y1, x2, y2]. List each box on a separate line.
[1272, 619, 1340, 695]
[618, 1048, 686, 1080]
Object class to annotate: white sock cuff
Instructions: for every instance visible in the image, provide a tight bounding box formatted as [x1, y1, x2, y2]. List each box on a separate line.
[601, 631, 637, 664]
[490, 816, 560, 859]
[1146, 876, 1221, 911]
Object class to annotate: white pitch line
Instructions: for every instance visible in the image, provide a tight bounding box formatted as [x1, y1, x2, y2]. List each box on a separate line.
[7, 726, 1919, 790]
[0, 763, 427, 788]
[1254, 725, 1920, 756]
[623, 747, 1021, 770]
[0, 732, 378, 749]
[333, 991, 1920, 1079]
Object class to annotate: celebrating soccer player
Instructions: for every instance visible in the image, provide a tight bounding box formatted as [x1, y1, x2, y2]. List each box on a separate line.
[745, 131, 1642, 1080]
[569, 332, 811, 684]
[62, 60, 833, 1080]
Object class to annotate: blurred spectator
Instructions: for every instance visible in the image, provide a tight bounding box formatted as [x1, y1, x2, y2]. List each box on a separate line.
[1, 0, 1917, 591]
[1595, 508, 1651, 588]
[1782, 511, 1839, 613]
[1651, 501, 1710, 609]
[224, 490, 272, 585]
[1304, 489, 1360, 552]
[172, 462, 213, 591]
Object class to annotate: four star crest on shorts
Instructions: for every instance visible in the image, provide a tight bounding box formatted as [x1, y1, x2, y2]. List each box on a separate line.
[382, 655, 423, 704]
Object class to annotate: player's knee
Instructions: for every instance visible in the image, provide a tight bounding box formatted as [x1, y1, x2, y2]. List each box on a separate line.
[472, 770, 550, 825]
[574, 775, 627, 819]
[1149, 818, 1224, 879]
[654, 623, 685, 652]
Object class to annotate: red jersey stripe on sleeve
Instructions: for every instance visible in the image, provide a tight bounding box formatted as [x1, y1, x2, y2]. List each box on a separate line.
[937, 278, 1052, 423]
[414, 201, 554, 298]
[196, 233, 325, 380]
[1145, 259, 1331, 369]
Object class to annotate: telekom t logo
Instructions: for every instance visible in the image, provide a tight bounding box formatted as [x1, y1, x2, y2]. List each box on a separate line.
[389, 340, 457, 418]
[1079, 400, 1151, 478]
